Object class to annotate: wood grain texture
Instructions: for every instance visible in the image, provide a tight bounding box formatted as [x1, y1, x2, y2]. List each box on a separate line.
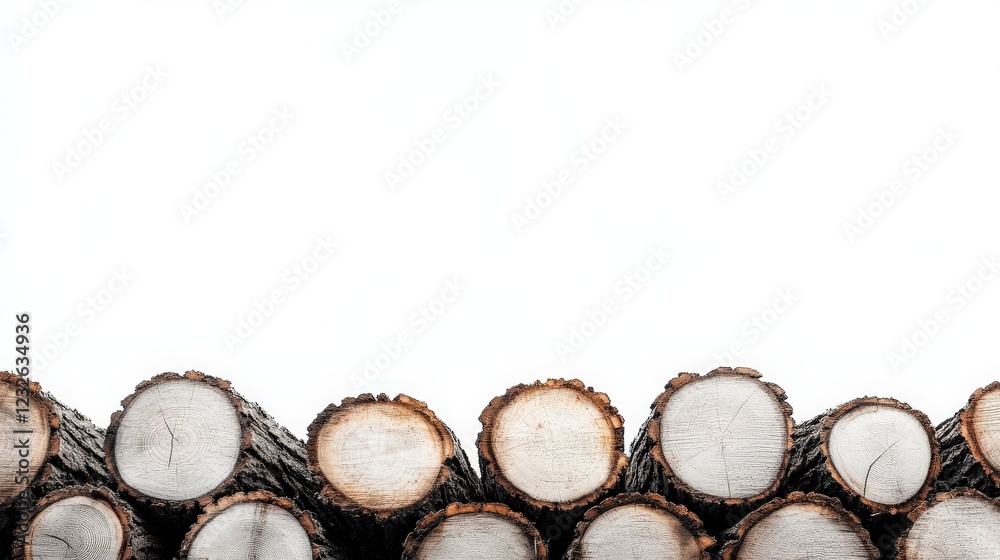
[478, 379, 626, 558]
[564, 493, 713, 560]
[178, 491, 344, 560]
[1, 372, 111, 555]
[896, 489, 1000, 559]
[937, 382, 1000, 495]
[715, 492, 879, 560]
[625, 367, 793, 533]
[13, 485, 168, 560]
[307, 393, 482, 560]
[401, 502, 546, 560]
[105, 371, 340, 542]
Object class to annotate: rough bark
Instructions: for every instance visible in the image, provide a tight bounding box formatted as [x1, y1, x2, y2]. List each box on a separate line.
[478, 379, 627, 558]
[714, 492, 879, 560]
[178, 491, 347, 560]
[104, 371, 344, 547]
[781, 397, 940, 557]
[564, 492, 713, 560]
[401, 502, 547, 560]
[307, 393, 482, 560]
[1, 372, 111, 554]
[894, 488, 1000, 559]
[624, 367, 794, 534]
[12, 485, 169, 560]
[936, 382, 1000, 495]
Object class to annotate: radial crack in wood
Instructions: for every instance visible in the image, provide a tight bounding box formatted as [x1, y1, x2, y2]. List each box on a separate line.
[401, 502, 547, 560]
[716, 492, 879, 560]
[625, 367, 793, 533]
[564, 493, 712, 560]
[896, 489, 1000, 559]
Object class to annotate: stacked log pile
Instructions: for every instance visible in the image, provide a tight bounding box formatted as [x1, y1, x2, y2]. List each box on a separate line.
[3, 369, 1000, 559]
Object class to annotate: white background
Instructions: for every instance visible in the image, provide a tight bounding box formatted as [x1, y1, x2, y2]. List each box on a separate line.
[3, 1, 1000, 458]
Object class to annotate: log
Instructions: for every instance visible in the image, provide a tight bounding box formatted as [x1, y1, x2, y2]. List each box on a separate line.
[936, 381, 1000, 495]
[306, 393, 482, 559]
[563, 492, 713, 560]
[895, 488, 1000, 559]
[401, 502, 547, 560]
[12, 485, 169, 560]
[478, 378, 627, 557]
[104, 371, 336, 536]
[1, 372, 111, 554]
[624, 367, 794, 533]
[715, 492, 879, 560]
[178, 491, 345, 560]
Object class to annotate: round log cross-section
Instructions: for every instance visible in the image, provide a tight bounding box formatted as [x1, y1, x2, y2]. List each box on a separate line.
[564, 493, 713, 560]
[716, 492, 879, 560]
[897, 489, 1000, 559]
[625, 367, 793, 532]
[105, 371, 338, 537]
[401, 503, 547, 560]
[178, 491, 339, 560]
[937, 382, 1000, 495]
[306, 393, 482, 559]
[478, 379, 626, 557]
[784, 397, 939, 516]
[14, 485, 166, 560]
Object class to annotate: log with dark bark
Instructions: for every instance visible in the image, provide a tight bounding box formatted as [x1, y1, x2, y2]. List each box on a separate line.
[715, 492, 879, 560]
[478, 378, 627, 558]
[306, 393, 482, 559]
[625, 367, 794, 534]
[12, 485, 169, 560]
[178, 491, 347, 560]
[936, 381, 1000, 495]
[782, 396, 939, 553]
[564, 492, 713, 560]
[401, 502, 546, 560]
[894, 488, 1000, 559]
[104, 371, 340, 542]
[1, 372, 111, 554]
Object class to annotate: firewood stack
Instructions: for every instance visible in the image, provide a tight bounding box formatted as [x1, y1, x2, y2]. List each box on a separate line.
[2, 369, 1000, 559]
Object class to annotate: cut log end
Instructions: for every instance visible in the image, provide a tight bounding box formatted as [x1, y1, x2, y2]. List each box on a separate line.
[479, 379, 626, 509]
[106, 373, 245, 503]
[825, 399, 937, 508]
[962, 383, 1000, 481]
[402, 503, 546, 560]
[26, 494, 124, 560]
[720, 493, 878, 560]
[566, 493, 713, 560]
[654, 369, 791, 500]
[312, 399, 446, 511]
[180, 492, 317, 560]
[0, 372, 57, 505]
[899, 489, 1000, 559]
